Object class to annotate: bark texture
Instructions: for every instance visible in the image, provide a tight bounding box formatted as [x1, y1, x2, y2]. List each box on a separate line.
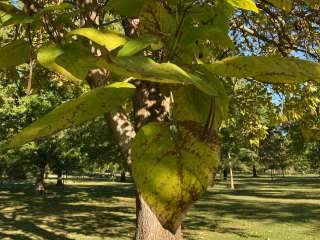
[82, 4, 182, 237]
[136, 195, 182, 240]
[35, 164, 46, 194]
[133, 82, 183, 240]
[56, 169, 63, 186]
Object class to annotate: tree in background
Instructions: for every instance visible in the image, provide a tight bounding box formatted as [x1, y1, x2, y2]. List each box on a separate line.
[1, 0, 320, 239]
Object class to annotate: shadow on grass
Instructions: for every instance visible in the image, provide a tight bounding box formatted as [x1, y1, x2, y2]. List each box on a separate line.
[0, 183, 136, 239]
[0, 176, 319, 239]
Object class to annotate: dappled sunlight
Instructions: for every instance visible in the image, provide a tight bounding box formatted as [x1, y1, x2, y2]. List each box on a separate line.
[0, 176, 319, 240]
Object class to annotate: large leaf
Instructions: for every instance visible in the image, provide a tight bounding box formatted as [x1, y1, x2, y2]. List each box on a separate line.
[117, 36, 163, 57]
[174, 76, 229, 130]
[1, 15, 35, 26]
[132, 122, 220, 232]
[203, 56, 320, 84]
[108, 56, 218, 95]
[69, 28, 127, 51]
[55, 43, 106, 81]
[106, 0, 145, 17]
[180, 25, 234, 49]
[38, 41, 218, 95]
[139, 0, 176, 39]
[223, 0, 259, 12]
[0, 40, 30, 69]
[37, 43, 104, 82]
[8, 82, 136, 148]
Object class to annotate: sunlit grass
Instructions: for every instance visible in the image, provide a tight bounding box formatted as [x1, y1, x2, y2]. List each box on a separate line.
[0, 175, 319, 239]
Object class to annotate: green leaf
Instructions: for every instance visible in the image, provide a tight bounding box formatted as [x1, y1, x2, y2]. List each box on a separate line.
[268, 0, 293, 11]
[139, 0, 176, 39]
[0, 9, 11, 23]
[37, 44, 80, 83]
[1, 15, 35, 26]
[174, 86, 212, 124]
[117, 36, 163, 57]
[203, 56, 320, 84]
[0, 2, 74, 27]
[56, 43, 105, 81]
[40, 3, 74, 12]
[174, 76, 229, 130]
[69, 28, 128, 51]
[132, 122, 220, 232]
[0, 2, 23, 16]
[8, 82, 136, 148]
[38, 41, 219, 95]
[0, 40, 30, 69]
[108, 56, 218, 95]
[301, 127, 320, 142]
[37, 42, 104, 83]
[106, 0, 145, 17]
[180, 25, 234, 49]
[223, 0, 259, 12]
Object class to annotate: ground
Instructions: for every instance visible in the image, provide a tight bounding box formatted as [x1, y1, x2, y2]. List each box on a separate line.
[0, 175, 319, 240]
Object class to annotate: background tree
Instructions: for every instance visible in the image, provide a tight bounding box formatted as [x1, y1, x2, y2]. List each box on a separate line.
[1, 1, 320, 240]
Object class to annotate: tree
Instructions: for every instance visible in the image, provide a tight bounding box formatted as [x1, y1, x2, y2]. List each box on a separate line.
[2, 0, 320, 239]
[259, 127, 290, 179]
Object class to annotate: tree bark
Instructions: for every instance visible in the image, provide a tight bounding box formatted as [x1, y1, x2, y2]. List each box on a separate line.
[136, 195, 183, 240]
[120, 170, 126, 182]
[35, 164, 46, 194]
[133, 82, 182, 240]
[56, 168, 63, 186]
[81, 2, 182, 235]
[228, 154, 234, 190]
[252, 164, 258, 177]
[223, 167, 228, 180]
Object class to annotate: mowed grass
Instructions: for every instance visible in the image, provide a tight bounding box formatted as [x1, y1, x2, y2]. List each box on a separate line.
[0, 175, 319, 240]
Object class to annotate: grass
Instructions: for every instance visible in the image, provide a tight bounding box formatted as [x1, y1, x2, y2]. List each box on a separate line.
[0, 175, 319, 240]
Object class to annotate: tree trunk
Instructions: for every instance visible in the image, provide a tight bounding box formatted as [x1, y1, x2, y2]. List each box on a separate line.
[35, 165, 46, 194]
[252, 164, 258, 177]
[120, 170, 126, 182]
[56, 169, 63, 186]
[136, 194, 182, 240]
[83, 9, 182, 236]
[133, 82, 183, 240]
[229, 158, 234, 190]
[223, 167, 228, 180]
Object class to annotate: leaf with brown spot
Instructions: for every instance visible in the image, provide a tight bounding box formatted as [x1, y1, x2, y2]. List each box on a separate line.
[132, 122, 220, 233]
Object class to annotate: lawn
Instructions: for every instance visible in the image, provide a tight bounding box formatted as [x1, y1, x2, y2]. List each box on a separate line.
[0, 175, 319, 240]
